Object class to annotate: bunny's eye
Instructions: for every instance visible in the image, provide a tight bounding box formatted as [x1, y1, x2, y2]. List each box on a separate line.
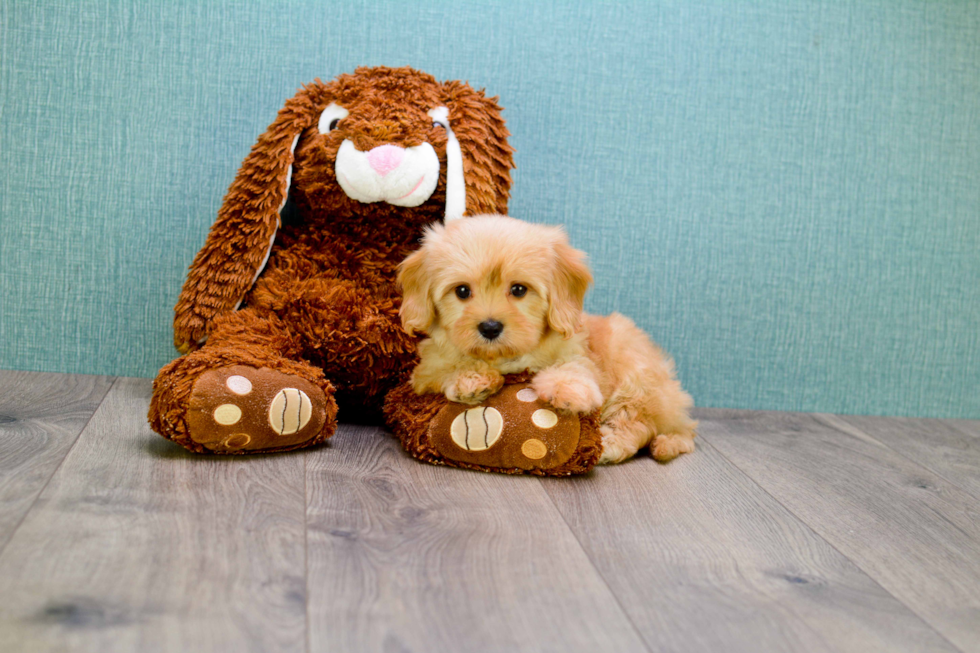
[317, 103, 349, 134]
[432, 121, 446, 130]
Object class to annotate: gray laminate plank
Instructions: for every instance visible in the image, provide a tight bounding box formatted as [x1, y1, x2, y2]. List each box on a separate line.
[0, 370, 114, 551]
[699, 408, 980, 653]
[541, 440, 958, 653]
[831, 414, 980, 501]
[947, 419, 980, 441]
[0, 377, 307, 653]
[306, 424, 649, 653]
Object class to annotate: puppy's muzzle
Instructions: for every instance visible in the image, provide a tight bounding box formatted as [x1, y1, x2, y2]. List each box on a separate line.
[477, 319, 504, 341]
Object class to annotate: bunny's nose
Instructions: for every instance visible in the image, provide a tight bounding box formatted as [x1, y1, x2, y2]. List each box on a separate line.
[366, 145, 404, 177]
[478, 319, 504, 340]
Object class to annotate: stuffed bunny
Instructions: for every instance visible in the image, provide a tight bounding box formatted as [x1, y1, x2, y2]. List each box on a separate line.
[149, 66, 514, 454]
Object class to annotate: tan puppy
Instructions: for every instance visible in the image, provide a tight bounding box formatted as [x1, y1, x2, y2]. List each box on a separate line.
[398, 215, 697, 463]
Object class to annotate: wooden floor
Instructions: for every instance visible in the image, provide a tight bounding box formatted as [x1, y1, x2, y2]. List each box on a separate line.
[0, 371, 978, 653]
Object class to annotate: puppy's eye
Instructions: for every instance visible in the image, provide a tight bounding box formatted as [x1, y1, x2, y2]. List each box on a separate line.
[454, 285, 471, 300]
[328, 118, 341, 131]
[432, 121, 446, 130]
[510, 284, 528, 298]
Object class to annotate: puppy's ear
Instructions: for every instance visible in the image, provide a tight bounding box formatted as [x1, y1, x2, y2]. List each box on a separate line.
[547, 237, 593, 339]
[439, 81, 515, 217]
[173, 81, 336, 353]
[397, 248, 436, 336]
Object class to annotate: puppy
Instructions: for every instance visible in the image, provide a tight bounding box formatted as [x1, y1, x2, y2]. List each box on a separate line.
[397, 215, 697, 463]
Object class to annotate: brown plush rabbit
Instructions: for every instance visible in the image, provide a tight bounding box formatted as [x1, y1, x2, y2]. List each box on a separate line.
[149, 66, 514, 454]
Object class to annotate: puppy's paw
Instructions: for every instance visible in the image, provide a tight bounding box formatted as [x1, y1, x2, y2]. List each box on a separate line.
[445, 370, 504, 405]
[597, 425, 639, 464]
[651, 433, 696, 462]
[532, 368, 603, 414]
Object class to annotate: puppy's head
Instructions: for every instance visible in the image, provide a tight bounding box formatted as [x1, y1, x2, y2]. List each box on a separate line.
[398, 215, 592, 360]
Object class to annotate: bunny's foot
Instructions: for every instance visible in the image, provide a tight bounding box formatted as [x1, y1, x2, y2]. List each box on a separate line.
[184, 365, 336, 453]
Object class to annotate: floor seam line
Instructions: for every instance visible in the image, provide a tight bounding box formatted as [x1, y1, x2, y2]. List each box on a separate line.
[537, 476, 657, 653]
[304, 449, 311, 653]
[0, 375, 118, 560]
[816, 413, 980, 505]
[699, 430, 968, 653]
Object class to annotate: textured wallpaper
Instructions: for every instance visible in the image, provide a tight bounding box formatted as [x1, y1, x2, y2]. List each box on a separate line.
[1, 0, 978, 417]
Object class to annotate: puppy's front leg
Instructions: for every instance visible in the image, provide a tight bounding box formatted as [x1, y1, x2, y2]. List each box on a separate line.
[444, 367, 504, 405]
[410, 338, 503, 404]
[532, 359, 603, 414]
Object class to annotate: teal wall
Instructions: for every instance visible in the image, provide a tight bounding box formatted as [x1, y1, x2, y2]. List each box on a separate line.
[1, 1, 978, 418]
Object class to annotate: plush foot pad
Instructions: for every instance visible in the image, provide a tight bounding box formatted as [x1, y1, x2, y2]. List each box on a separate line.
[186, 365, 328, 453]
[384, 373, 603, 476]
[429, 384, 582, 471]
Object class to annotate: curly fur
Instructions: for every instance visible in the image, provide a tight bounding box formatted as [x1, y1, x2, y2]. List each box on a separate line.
[149, 67, 514, 452]
[398, 215, 697, 464]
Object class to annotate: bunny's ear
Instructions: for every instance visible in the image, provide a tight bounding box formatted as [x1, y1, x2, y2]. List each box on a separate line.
[438, 81, 515, 219]
[172, 82, 332, 353]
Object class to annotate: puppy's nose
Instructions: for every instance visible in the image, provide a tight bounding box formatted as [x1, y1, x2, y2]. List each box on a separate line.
[477, 319, 504, 340]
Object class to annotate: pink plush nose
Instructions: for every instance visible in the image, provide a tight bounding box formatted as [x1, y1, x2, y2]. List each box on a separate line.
[366, 145, 404, 177]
